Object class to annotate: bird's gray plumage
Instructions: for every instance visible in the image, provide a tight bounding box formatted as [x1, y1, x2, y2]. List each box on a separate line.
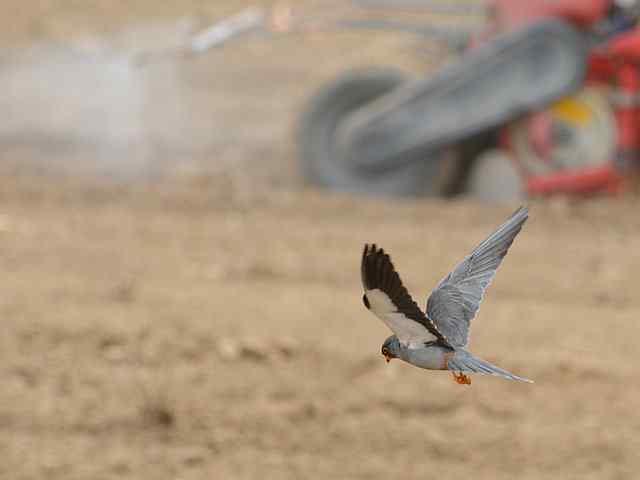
[361, 206, 531, 383]
[446, 350, 531, 382]
[426, 206, 528, 347]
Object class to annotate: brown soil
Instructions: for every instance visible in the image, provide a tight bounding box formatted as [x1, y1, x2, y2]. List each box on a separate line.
[2, 178, 639, 480]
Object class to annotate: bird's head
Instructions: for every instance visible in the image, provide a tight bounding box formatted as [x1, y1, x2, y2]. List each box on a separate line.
[381, 335, 400, 363]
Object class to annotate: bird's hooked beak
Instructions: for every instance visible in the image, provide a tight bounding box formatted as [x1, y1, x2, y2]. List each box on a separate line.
[383, 353, 391, 363]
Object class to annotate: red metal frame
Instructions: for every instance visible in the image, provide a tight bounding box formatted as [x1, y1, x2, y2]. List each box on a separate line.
[483, 0, 640, 197]
[490, 0, 609, 28]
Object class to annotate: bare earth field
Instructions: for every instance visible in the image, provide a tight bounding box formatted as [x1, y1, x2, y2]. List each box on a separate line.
[1, 2, 640, 480]
[1, 180, 640, 480]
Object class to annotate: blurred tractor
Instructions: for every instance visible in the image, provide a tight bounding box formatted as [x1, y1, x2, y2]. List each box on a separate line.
[297, 0, 640, 200]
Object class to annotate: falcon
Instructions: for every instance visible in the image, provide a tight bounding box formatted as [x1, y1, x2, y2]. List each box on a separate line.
[361, 206, 531, 385]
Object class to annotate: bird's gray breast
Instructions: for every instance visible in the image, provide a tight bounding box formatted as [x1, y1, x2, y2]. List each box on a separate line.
[399, 344, 451, 371]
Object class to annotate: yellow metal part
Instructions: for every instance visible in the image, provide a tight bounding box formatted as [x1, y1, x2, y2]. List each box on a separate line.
[550, 96, 593, 126]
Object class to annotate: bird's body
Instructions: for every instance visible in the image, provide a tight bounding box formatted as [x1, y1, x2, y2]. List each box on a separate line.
[385, 335, 531, 383]
[361, 206, 532, 385]
[397, 341, 449, 370]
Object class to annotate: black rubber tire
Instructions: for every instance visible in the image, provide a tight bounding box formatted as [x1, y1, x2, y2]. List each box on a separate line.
[297, 67, 456, 197]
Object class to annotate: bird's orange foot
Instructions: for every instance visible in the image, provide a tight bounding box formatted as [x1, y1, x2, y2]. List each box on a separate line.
[451, 371, 471, 385]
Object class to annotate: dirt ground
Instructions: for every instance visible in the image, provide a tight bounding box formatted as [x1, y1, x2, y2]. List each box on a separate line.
[2, 179, 640, 480]
[1, 2, 640, 480]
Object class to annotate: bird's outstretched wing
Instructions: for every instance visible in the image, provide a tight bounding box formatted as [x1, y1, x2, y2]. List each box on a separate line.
[361, 244, 449, 348]
[426, 206, 528, 348]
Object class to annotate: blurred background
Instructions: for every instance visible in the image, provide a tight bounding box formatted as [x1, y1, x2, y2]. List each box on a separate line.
[2, 1, 640, 479]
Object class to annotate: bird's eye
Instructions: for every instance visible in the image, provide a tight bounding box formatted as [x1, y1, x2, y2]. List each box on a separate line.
[382, 347, 389, 355]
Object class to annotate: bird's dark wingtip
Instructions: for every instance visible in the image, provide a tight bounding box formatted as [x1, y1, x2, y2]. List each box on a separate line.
[363, 243, 385, 257]
[361, 243, 375, 289]
[361, 243, 388, 291]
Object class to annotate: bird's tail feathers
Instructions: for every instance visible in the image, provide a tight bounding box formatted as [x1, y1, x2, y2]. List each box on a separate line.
[449, 351, 533, 383]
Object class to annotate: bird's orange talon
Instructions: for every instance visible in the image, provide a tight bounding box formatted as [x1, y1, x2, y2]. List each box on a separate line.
[451, 371, 471, 385]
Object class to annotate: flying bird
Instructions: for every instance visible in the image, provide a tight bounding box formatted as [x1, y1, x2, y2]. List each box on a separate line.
[361, 206, 531, 385]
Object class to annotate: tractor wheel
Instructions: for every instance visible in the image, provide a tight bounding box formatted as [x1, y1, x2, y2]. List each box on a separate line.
[296, 67, 459, 197]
